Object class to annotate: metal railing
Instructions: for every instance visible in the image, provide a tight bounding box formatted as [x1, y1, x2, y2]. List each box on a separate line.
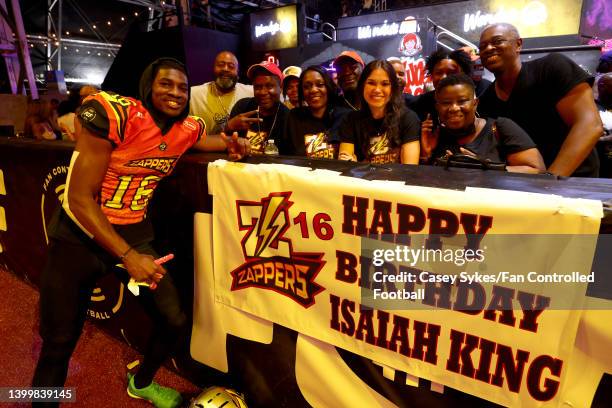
[321, 22, 336, 41]
[429, 19, 478, 52]
[305, 15, 336, 42]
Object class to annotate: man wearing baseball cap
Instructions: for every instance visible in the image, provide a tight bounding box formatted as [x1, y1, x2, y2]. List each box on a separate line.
[226, 61, 290, 154]
[282, 66, 302, 109]
[334, 50, 365, 111]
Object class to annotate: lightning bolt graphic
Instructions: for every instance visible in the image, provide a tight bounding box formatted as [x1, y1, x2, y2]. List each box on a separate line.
[306, 133, 326, 154]
[370, 134, 389, 155]
[254, 195, 288, 257]
[247, 131, 266, 151]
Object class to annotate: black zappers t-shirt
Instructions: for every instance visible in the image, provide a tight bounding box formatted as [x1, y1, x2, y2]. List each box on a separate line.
[339, 108, 420, 163]
[478, 53, 598, 177]
[433, 117, 536, 162]
[229, 97, 289, 154]
[285, 106, 351, 158]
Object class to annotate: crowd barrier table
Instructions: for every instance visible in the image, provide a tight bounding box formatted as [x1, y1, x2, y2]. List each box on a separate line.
[1, 138, 611, 407]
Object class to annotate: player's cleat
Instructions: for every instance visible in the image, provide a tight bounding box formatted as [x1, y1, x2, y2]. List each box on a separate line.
[127, 372, 183, 408]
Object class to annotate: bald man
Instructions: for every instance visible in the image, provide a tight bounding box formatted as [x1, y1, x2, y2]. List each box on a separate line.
[190, 51, 253, 134]
[477, 23, 603, 177]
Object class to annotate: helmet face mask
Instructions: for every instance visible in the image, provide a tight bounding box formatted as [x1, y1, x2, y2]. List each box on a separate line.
[189, 386, 248, 408]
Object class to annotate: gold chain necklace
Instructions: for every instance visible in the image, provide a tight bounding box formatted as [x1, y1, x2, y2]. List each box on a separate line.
[212, 83, 236, 129]
[257, 103, 281, 140]
[342, 95, 358, 111]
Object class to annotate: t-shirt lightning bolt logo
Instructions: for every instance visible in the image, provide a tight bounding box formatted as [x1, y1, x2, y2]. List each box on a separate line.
[369, 133, 390, 155]
[304, 132, 337, 159]
[368, 133, 400, 164]
[232, 192, 325, 307]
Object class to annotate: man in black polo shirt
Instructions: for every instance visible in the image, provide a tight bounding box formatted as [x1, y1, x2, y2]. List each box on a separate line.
[477, 23, 603, 177]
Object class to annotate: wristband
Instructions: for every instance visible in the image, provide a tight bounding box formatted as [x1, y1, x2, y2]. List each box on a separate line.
[119, 246, 133, 261]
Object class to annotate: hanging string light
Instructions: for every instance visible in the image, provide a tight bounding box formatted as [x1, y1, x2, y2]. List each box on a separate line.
[27, 4, 146, 68]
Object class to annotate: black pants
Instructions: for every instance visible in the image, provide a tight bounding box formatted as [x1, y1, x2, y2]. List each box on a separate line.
[31, 215, 187, 407]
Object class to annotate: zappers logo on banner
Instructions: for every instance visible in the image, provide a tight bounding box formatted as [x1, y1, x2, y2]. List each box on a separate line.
[231, 192, 325, 307]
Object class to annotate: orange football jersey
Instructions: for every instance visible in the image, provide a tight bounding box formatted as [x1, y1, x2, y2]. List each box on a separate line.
[78, 92, 205, 224]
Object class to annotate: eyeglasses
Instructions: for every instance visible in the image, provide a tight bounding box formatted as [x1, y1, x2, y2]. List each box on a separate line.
[478, 37, 510, 52]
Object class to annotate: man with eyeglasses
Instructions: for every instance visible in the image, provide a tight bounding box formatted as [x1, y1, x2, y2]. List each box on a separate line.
[190, 51, 253, 135]
[477, 23, 603, 177]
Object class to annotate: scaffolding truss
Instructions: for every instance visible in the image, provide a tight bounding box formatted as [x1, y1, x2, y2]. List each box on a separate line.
[0, 0, 38, 97]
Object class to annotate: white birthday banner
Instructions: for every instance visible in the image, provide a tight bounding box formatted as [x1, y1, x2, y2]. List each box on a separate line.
[204, 160, 603, 407]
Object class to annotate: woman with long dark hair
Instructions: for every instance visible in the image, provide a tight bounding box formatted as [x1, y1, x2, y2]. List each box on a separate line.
[338, 60, 420, 164]
[285, 65, 350, 158]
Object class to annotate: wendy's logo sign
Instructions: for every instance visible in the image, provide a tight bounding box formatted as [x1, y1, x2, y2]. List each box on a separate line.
[399, 32, 422, 57]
